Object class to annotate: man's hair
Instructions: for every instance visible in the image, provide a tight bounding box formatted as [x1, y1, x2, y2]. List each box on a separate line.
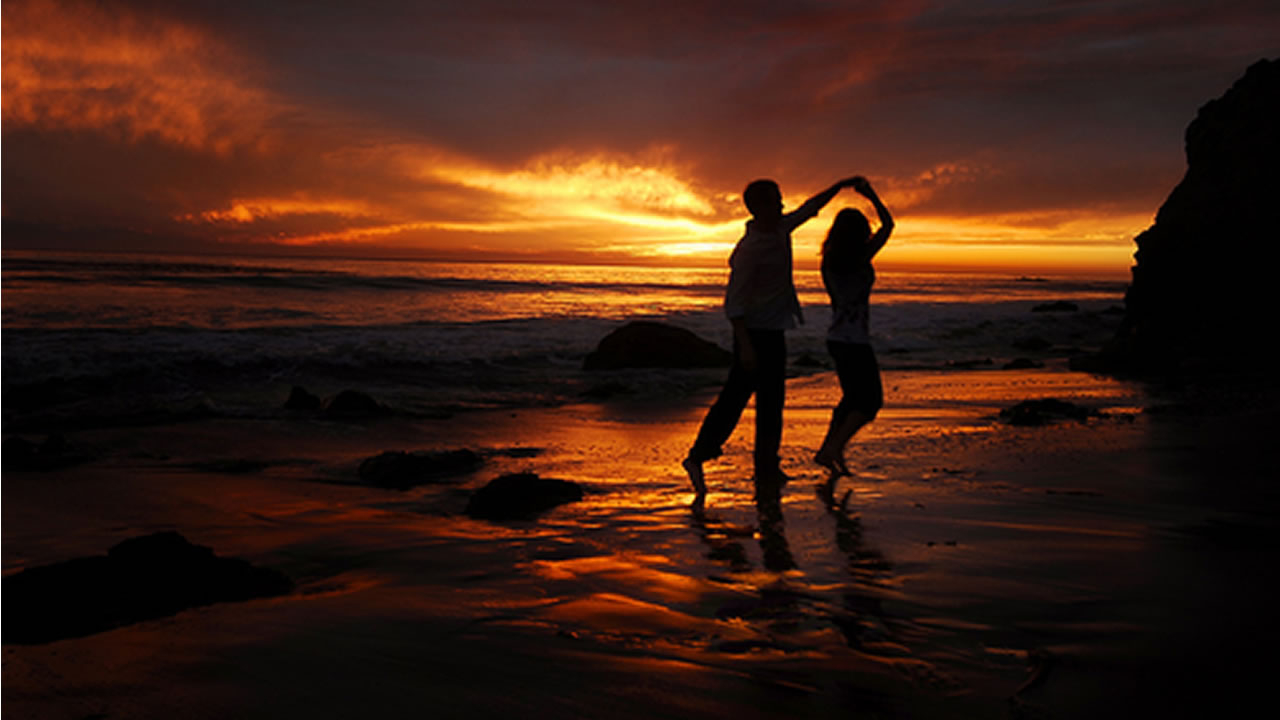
[742, 179, 780, 217]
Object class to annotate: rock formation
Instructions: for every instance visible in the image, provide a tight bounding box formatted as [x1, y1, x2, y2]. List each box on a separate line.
[322, 389, 388, 418]
[4, 532, 292, 645]
[583, 321, 732, 371]
[283, 385, 323, 412]
[1093, 58, 1279, 373]
[465, 472, 584, 520]
[998, 398, 1099, 426]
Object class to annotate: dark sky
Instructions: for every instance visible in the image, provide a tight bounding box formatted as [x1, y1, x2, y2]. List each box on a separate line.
[3, 0, 1277, 269]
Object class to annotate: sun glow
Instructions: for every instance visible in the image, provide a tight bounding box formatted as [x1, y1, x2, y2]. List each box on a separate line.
[176, 149, 742, 253]
[635, 241, 739, 258]
[435, 155, 717, 217]
[851, 213, 1146, 273]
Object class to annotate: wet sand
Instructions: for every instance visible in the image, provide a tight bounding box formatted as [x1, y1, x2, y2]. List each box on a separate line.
[4, 368, 1278, 719]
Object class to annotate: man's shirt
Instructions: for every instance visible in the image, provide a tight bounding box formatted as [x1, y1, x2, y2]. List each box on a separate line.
[723, 196, 827, 330]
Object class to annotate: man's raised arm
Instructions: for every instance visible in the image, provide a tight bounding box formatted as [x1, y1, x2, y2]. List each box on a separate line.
[788, 176, 859, 226]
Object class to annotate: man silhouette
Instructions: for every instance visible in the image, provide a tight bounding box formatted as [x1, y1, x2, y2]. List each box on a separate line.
[683, 176, 860, 504]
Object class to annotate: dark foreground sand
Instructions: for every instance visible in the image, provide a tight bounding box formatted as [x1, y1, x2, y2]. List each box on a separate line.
[4, 368, 1278, 719]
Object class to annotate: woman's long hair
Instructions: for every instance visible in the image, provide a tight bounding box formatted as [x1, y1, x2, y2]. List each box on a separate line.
[821, 208, 872, 271]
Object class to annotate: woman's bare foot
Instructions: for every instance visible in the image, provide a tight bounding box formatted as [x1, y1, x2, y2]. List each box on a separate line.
[835, 455, 852, 476]
[682, 456, 707, 500]
[817, 474, 838, 507]
[813, 450, 849, 477]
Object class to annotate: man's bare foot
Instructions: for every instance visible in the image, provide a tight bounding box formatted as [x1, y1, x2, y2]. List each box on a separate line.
[682, 456, 707, 499]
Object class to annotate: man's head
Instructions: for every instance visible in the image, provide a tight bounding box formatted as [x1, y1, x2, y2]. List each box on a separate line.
[743, 179, 783, 222]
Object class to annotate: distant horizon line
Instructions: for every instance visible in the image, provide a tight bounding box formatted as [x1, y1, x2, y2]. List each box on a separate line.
[2, 243, 1134, 279]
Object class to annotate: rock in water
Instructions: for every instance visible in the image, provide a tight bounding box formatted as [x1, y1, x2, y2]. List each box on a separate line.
[3, 532, 292, 645]
[583, 321, 732, 370]
[465, 472, 584, 520]
[1094, 59, 1280, 373]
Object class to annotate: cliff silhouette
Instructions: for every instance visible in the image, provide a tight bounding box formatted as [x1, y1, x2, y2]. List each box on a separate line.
[1082, 59, 1279, 375]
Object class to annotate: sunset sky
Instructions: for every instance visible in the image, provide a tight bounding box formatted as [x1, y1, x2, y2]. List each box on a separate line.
[3, 0, 1277, 272]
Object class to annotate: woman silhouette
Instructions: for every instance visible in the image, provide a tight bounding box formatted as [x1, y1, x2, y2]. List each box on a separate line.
[814, 177, 894, 480]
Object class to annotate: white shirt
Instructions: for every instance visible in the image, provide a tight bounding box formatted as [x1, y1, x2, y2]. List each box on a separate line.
[723, 199, 826, 330]
[823, 262, 874, 344]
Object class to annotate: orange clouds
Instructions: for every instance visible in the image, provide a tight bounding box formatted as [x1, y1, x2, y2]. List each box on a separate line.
[2, 0, 286, 154]
[437, 154, 717, 217]
[6, 0, 1272, 272]
[422, 152, 742, 244]
[182, 197, 380, 225]
[178, 147, 741, 253]
[873, 162, 989, 210]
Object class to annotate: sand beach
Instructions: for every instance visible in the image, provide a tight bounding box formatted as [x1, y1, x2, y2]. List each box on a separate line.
[6, 362, 1277, 719]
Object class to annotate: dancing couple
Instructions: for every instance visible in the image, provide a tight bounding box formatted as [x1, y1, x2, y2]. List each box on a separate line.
[683, 174, 894, 504]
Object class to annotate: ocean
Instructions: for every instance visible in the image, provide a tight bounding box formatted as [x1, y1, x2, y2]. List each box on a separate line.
[1, 250, 1128, 430]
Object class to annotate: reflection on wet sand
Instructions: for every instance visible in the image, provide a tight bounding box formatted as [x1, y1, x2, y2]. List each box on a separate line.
[689, 472, 898, 661]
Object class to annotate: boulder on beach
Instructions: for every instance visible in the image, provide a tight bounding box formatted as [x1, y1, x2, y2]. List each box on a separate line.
[1086, 58, 1280, 374]
[283, 385, 323, 412]
[323, 389, 388, 418]
[358, 449, 483, 489]
[998, 398, 1098, 426]
[465, 472, 584, 520]
[3, 531, 292, 645]
[583, 321, 731, 371]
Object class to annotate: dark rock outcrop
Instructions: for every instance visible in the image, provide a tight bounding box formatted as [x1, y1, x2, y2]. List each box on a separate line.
[583, 321, 731, 371]
[465, 472, 584, 520]
[283, 385, 323, 412]
[358, 449, 483, 489]
[323, 389, 388, 418]
[3, 532, 292, 645]
[999, 399, 1098, 426]
[1089, 59, 1279, 373]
